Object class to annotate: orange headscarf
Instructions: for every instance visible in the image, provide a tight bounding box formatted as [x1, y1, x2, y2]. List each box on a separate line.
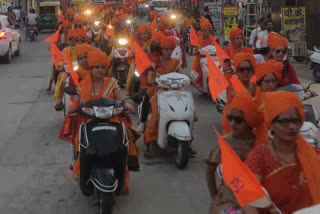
[138, 25, 152, 35]
[255, 59, 283, 82]
[87, 50, 110, 69]
[231, 90, 263, 129]
[72, 29, 88, 42]
[151, 31, 165, 42]
[233, 52, 256, 72]
[200, 17, 213, 31]
[75, 44, 97, 58]
[160, 37, 177, 48]
[263, 91, 320, 204]
[267, 33, 289, 50]
[228, 28, 253, 59]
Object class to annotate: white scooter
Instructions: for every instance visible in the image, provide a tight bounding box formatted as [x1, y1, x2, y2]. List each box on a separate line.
[190, 45, 227, 113]
[310, 46, 320, 82]
[63, 61, 78, 117]
[139, 72, 195, 169]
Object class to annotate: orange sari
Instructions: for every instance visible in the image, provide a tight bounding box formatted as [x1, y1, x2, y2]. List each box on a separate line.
[144, 58, 182, 145]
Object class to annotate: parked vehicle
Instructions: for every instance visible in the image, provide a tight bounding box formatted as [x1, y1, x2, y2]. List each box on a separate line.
[64, 86, 134, 214]
[0, 15, 21, 63]
[310, 46, 320, 82]
[138, 72, 195, 169]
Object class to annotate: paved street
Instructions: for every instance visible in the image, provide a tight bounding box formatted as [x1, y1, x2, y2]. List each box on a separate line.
[0, 31, 319, 213]
[0, 33, 219, 213]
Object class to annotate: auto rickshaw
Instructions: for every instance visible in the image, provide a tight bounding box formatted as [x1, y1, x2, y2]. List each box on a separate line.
[37, 1, 61, 32]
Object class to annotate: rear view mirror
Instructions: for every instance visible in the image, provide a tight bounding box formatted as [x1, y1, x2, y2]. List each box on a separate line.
[64, 86, 78, 95]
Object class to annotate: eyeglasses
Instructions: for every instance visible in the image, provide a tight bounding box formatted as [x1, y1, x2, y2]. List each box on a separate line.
[262, 79, 278, 84]
[274, 49, 287, 55]
[237, 66, 253, 73]
[93, 65, 105, 69]
[227, 115, 245, 124]
[163, 47, 174, 51]
[274, 118, 302, 127]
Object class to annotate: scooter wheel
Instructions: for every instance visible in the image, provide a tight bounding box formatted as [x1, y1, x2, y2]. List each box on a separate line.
[99, 192, 113, 214]
[175, 141, 189, 169]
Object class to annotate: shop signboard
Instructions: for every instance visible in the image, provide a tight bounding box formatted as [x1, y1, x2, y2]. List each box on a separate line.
[223, 6, 238, 41]
[282, 7, 307, 57]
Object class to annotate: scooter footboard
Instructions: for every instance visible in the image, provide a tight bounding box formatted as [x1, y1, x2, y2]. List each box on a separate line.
[90, 168, 119, 193]
[168, 121, 192, 141]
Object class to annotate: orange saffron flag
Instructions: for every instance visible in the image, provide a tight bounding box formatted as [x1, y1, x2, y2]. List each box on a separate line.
[65, 49, 80, 86]
[215, 130, 267, 206]
[190, 25, 199, 47]
[133, 41, 152, 75]
[50, 43, 64, 69]
[210, 35, 228, 67]
[150, 18, 157, 31]
[230, 75, 245, 92]
[204, 51, 229, 102]
[115, 9, 120, 15]
[45, 25, 61, 43]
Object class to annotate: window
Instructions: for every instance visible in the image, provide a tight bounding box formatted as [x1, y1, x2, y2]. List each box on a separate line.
[39, 6, 55, 14]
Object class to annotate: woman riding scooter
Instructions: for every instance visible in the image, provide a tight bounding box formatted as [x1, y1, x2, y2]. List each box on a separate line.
[60, 50, 139, 193]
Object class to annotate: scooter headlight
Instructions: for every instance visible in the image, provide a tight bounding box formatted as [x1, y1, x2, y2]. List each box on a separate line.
[84, 9, 92, 15]
[82, 107, 94, 116]
[126, 19, 132, 24]
[93, 106, 115, 119]
[145, 4, 149, 8]
[170, 14, 177, 20]
[134, 71, 140, 77]
[118, 38, 128, 45]
[107, 25, 113, 29]
[94, 21, 100, 26]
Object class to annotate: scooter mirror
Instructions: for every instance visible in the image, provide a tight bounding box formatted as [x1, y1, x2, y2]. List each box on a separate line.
[64, 86, 78, 96]
[131, 93, 143, 104]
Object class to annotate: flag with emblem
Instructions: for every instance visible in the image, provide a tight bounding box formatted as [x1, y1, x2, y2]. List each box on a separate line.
[50, 43, 64, 69]
[133, 41, 152, 75]
[204, 51, 229, 101]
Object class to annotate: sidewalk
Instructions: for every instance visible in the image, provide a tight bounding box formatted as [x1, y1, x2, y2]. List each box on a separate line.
[290, 59, 320, 110]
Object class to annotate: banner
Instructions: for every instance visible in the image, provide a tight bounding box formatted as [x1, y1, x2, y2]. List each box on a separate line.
[282, 7, 307, 57]
[223, 7, 238, 41]
[204, 2, 223, 33]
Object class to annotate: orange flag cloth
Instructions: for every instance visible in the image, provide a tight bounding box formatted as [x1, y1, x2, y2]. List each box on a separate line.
[190, 25, 199, 47]
[230, 75, 245, 93]
[204, 51, 229, 101]
[45, 25, 61, 43]
[215, 130, 267, 206]
[133, 41, 152, 75]
[150, 18, 157, 31]
[65, 49, 80, 86]
[210, 35, 228, 67]
[50, 43, 64, 69]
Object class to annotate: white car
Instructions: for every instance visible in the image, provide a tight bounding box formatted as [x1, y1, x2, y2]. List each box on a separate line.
[0, 15, 21, 63]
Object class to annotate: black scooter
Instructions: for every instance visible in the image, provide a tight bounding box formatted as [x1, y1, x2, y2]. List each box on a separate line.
[65, 87, 141, 214]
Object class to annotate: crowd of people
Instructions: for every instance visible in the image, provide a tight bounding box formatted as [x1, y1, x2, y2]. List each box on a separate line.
[44, 1, 320, 214]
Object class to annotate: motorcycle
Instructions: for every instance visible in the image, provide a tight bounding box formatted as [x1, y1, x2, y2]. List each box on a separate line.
[26, 25, 38, 41]
[310, 46, 320, 82]
[138, 72, 195, 169]
[112, 38, 130, 88]
[64, 86, 138, 214]
[277, 83, 320, 147]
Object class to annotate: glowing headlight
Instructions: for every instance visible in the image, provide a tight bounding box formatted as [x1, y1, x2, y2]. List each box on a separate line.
[107, 25, 112, 29]
[126, 19, 132, 24]
[145, 4, 149, 8]
[94, 21, 100, 26]
[85, 9, 91, 15]
[171, 14, 176, 20]
[73, 65, 79, 71]
[118, 38, 128, 45]
[134, 71, 140, 77]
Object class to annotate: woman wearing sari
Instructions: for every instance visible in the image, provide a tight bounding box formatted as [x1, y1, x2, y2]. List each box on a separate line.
[221, 52, 257, 135]
[191, 17, 215, 89]
[207, 90, 263, 214]
[126, 25, 152, 95]
[60, 50, 139, 193]
[225, 28, 253, 61]
[243, 91, 320, 214]
[143, 37, 183, 155]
